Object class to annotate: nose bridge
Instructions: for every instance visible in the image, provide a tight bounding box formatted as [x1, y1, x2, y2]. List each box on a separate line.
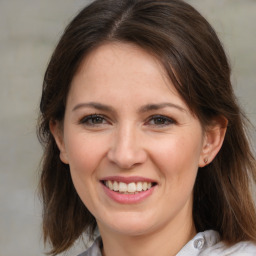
[107, 121, 146, 169]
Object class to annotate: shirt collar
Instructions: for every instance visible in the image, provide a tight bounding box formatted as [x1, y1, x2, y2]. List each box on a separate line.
[79, 230, 220, 256]
[176, 230, 220, 256]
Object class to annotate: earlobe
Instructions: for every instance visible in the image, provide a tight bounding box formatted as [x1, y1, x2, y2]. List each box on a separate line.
[199, 116, 228, 167]
[49, 120, 69, 164]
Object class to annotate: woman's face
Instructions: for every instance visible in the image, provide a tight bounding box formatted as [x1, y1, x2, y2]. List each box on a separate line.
[54, 43, 208, 237]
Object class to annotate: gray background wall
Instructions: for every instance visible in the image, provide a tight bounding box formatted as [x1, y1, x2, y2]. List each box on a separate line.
[0, 0, 255, 255]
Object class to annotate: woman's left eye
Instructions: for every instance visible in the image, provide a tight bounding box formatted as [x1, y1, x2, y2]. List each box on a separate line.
[146, 115, 175, 126]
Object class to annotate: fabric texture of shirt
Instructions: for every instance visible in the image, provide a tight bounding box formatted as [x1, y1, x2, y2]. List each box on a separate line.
[78, 230, 256, 256]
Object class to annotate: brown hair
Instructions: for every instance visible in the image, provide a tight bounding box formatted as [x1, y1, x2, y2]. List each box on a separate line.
[37, 0, 256, 255]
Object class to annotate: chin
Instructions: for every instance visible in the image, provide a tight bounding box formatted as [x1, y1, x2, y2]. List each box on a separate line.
[98, 211, 157, 237]
[112, 223, 153, 237]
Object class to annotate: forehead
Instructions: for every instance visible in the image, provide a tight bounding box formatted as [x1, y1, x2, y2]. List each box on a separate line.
[71, 42, 179, 97]
[77, 43, 164, 75]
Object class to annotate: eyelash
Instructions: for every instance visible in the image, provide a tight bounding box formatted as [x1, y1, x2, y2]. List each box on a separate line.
[79, 114, 176, 127]
[79, 114, 109, 126]
[146, 115, 176, 127]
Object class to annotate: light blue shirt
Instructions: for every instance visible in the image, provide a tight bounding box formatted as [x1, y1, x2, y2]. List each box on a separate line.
[78, 230, 256, 256]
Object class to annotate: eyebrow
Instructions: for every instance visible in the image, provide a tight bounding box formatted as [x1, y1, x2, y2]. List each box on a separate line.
[72, 102, 115, 112]
[138, 103, 186, 113]
[72, 102, 186, 113]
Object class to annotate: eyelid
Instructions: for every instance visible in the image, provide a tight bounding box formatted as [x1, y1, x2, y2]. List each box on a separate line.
[145, 114, 176, 126]
[79, 113, 110, 126]
[78, 113, 176, 127]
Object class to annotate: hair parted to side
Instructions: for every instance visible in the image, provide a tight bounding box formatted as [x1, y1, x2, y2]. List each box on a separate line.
[37, 0, 256, 255]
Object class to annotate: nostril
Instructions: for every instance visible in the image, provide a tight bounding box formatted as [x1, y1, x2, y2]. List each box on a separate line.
[107, 139, 147, 169]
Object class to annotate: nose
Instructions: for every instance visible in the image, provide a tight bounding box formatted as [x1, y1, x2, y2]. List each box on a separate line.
[107, 124, 147, 169]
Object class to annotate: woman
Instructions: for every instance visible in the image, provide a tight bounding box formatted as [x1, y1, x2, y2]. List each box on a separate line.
[37, 0, 256, 255]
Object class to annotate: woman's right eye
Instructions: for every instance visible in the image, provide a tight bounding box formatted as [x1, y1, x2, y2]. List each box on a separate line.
[79, 114, 108, 126]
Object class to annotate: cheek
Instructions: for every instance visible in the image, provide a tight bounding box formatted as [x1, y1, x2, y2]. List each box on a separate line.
[64, 133, 108, 210]
[150, 135, 202, 212]
[150, 133, 202, 179]
[65, 132, 107, 176]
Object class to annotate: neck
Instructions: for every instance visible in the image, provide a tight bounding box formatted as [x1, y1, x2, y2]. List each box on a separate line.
[99, 213, 196, 256]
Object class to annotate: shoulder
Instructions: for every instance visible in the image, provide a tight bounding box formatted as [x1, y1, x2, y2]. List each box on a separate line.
[198, 231, 256, 256]
[79, 233, 256, 256]
[200, 240, 256, 256]
[178, 230, 256, 256]
[77, 237, 102, 256]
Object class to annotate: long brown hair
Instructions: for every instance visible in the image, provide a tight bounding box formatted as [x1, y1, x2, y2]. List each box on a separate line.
[37, 0, 256, 255]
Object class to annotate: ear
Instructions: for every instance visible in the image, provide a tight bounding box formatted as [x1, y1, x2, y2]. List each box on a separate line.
[49, 120, 69, 164]
[199, 116, 228, 167]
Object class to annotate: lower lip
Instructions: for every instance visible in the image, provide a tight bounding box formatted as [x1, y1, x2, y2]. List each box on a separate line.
[101, 183, 156, 204]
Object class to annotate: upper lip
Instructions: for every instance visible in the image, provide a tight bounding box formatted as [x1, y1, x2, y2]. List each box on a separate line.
[100, 176, 157, 184]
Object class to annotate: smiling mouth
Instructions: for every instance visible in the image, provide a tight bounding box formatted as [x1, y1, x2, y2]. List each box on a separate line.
[102, 180, 157, 194]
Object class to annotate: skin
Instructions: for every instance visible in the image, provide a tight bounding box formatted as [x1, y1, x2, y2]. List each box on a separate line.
[51, 42, 226, 256]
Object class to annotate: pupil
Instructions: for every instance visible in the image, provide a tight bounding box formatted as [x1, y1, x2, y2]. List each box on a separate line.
[93, 117, 102, 123]
[155, 118, 164, 124]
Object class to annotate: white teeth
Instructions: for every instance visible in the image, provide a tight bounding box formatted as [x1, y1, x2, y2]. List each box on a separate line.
[119, 182, 127, 192]
[113, 181, 119, 191]
[127, 182, 136, 193]
[136, 182, 143, 192]
[104, 180, 154, 193]
[142, 182, 148, 191]
[106, 180, 113, 190]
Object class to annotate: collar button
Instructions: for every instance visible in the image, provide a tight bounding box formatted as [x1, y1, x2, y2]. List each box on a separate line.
[193, 238, 205, 250]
